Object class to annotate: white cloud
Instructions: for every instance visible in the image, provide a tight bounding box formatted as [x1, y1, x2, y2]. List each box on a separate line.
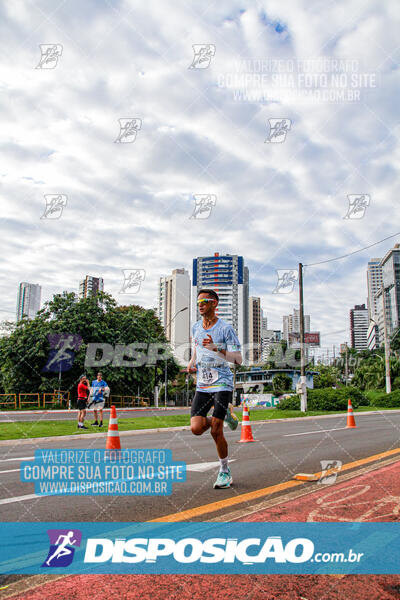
[0, 0, 399, 354]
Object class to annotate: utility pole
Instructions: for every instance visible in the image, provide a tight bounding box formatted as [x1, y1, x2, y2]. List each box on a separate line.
[382, 285, 391, 394]
[233, 365, 237, 406]
[298, 263, 307, 412]
[344, 344, 348, 385]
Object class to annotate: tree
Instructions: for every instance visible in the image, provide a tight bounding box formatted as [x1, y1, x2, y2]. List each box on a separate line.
[272, 373, 292, 395]
[0, 292, 180, 398]
[313, 364, 341, 388]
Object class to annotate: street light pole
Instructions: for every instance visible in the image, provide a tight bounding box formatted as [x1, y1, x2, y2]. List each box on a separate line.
[299, 262, 308, 412]
[164, 306, 188, 407]
[381, 286, 391, 394]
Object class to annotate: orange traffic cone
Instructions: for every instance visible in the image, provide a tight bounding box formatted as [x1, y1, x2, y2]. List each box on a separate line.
[346, 399, 357, 428]
[237, 403, 257, 443]
[106, 405, 121, 449]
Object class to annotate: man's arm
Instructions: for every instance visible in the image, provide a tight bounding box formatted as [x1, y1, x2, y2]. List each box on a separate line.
[216, 348, 242, 365]
[202, 333, 242, 365]
[186, 346, 197, 373]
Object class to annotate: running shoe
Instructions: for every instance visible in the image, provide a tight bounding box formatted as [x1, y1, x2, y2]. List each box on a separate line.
[213, 467, 233, 489]
[91, 421, 99, 426]
[225, 404, 239, 430]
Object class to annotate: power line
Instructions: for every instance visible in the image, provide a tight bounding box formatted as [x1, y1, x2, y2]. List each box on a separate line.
[304, 232, 400, 267]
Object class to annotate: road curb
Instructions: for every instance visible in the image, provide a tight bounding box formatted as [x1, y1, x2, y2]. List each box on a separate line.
[0, 426, 192, 446]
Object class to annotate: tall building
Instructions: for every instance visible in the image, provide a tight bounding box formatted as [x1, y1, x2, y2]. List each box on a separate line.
[248, 297, 262, 363]
[366, 258, 383, 349]
[375, 244, 400, 341]
[261, 329, 282, 361]
[192, 252, 249, 347]
[79, 276, 104, 299]
[350, 304, 369, 350]
[283, 308, 310, 343]
[158, 268, 191, 352]
[367, 259, 383, 321]
[261, 314, 268, 336]
[16, 282, 41, 321]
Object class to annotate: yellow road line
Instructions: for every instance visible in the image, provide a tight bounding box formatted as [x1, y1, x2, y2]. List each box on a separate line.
[150, 447, 400, 522]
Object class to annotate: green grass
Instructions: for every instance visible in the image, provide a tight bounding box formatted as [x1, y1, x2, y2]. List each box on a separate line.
[1, 405, 398, 440]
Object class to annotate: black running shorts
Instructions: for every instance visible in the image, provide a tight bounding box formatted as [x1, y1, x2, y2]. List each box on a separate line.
[191, 390, 232, 421]
[77, 398, 87, 410]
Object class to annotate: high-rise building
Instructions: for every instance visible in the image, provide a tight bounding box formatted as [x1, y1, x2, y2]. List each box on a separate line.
[248, 297, 262, 363]
[350, 304, 369, 350]
[192, 252, 249, 347]
[367, 258, 383, 349]
[261, 329, 282, 361]
[79, 276, 104, 299]
[375, 244, 400, 341]
[261, 314, 268, 336]
[16, 282, 41, 321]
[367, 259, 383, 321]
[158, 268, 190, 353]
[283, 308, 310, 343]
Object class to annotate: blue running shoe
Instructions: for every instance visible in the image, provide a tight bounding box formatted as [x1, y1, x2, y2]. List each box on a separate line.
[214, 467, 233, 489]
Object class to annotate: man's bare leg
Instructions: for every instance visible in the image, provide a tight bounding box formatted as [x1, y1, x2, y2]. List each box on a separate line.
[92, 409, 98, 426]
[190, 415, 211, 436]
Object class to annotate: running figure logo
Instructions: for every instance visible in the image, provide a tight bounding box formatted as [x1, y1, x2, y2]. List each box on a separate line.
[114, 118, 142, 143]
[35, 44, 63, 69]
[42, 529, 82, 567]
[343, 194, 370, 219]
[318, 460, 342, 485]
[120, 269, 146, 293]
[265, 119, 291, 143]
[273, 269, 298, 294]
[188, 44, 216, 69]
[190, 194, 217, 219]
[42, 333, 82, 373]
[41, 194, 67, 220]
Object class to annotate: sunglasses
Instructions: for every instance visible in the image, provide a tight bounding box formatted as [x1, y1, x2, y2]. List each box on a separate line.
[197, 298, 215, 305]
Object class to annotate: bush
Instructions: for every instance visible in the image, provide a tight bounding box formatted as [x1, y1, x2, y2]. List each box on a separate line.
[369, 389, 400, 407]
[277, 387, 368, 411]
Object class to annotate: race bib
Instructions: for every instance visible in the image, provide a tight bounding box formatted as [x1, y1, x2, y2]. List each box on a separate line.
[198, 366, 218, 385]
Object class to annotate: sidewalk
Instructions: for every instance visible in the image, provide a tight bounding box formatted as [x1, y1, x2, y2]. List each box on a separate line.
[241, 457, 400, 523]
[6, 459, 400, 600]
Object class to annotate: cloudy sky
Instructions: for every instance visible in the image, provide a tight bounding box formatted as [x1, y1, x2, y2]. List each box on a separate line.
[1, 0, 399, 353]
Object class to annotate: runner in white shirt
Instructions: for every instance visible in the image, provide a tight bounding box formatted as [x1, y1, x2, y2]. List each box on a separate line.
[187, 289, 242, 489]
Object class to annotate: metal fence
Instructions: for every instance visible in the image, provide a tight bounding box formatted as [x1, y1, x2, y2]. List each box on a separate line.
[0, 392, 151, 410]
[0, 394, 17, 409]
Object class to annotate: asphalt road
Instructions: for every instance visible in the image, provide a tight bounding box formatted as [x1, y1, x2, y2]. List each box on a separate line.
[0, 411, 399, 522]
[0, 407, 189, 422]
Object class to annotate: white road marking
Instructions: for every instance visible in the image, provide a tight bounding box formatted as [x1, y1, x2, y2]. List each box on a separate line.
[0, 494, 43, 505]
[284, 427, 348, 437]
[185, 460, 236, 472]
[0, 468, 20, 474]
[0, 456, 34, 463]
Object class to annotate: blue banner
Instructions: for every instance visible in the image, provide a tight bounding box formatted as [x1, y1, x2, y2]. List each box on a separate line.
[0, 522, 399, 574]
[20, 449, 186, 496]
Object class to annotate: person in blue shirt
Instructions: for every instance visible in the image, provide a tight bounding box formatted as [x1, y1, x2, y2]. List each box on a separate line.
[187, 289, 242, 489]
[89, 372, 108, 428]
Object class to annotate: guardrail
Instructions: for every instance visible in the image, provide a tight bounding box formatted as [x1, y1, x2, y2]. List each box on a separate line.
[0, 392, 151, 410]
[108, 396, 150, 408]
[0, 394, 17, 409]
